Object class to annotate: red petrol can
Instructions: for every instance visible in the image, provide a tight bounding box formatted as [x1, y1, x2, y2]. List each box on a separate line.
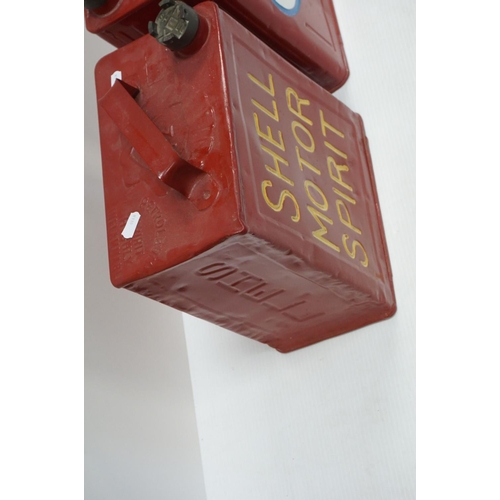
[86, 0, 349, 92]
[95, 2, 395, 352]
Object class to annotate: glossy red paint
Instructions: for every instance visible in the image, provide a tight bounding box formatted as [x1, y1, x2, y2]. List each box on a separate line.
[95, 2, 395, 352]
[86, 0, 349, 92]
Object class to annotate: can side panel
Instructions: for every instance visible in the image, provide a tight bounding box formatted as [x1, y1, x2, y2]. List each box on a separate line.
[126, 233, 395, 352]
[95, 28, 244, 288]
[219, 11, 396, 310]
[356, 118, 397, 311]
[212, 0, 349, 92]
[319, 0, 350, 90]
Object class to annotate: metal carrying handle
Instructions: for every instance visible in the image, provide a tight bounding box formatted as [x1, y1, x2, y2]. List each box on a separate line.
[99, 79, 218, 210]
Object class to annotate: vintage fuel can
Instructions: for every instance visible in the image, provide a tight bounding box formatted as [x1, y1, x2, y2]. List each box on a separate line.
[86, 0, 349, 92]
[95, 2, 395, 352]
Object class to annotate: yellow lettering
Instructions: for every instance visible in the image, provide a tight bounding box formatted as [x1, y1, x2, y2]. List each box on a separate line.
[336, 200, 361, 234]
[252, 98, 279, 122]
[296, 147, 321, 175]
[261, 145, 294, 186]
[342, 235, 369, 267]
[320, 109, 344, 138]
[325, 140, 348, 160]
[307, 206, 340, 252]
[327, 156, 353, 192]
[286, 87, 313, 125]
[253, 113, 285, 151]
[305, 181, 328, 211]
[333, 187, 356, 205]
[248, 72, 275, 96]
[262, 180, 300, 222]
[292, 121, 315, 152]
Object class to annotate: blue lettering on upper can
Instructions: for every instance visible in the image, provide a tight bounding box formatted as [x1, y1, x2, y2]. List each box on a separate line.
[272, 0, 301, 17]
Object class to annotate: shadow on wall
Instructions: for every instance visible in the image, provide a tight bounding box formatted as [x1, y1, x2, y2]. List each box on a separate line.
[84, 31, 207, 500]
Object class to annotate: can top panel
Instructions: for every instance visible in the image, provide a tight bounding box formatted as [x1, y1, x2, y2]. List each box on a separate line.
[94, 12, 244, 288]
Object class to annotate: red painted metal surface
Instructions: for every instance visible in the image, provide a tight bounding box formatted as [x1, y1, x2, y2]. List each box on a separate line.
[86, 0, 349, 92]
[95, 2, 395, 352]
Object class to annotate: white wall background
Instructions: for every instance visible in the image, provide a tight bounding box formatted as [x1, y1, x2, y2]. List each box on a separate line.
[85, 0, 415, 498]
[84, 32, 206, 500]
[182, 0, 415, 499]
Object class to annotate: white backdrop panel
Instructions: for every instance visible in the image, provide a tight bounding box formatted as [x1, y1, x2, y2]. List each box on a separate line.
[183, 0, 415, 498]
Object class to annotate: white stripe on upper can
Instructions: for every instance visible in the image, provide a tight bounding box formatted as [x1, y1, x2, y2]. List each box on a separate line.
[273, 0, 301, 16]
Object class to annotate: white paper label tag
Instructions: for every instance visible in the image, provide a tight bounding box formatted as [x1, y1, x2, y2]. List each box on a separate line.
[121, 212, 141, 239]
[111, 71, 122, 86]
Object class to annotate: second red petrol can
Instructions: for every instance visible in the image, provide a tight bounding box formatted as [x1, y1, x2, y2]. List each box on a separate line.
[86, 0, 349, 92]
[95, 2, 395, 352]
